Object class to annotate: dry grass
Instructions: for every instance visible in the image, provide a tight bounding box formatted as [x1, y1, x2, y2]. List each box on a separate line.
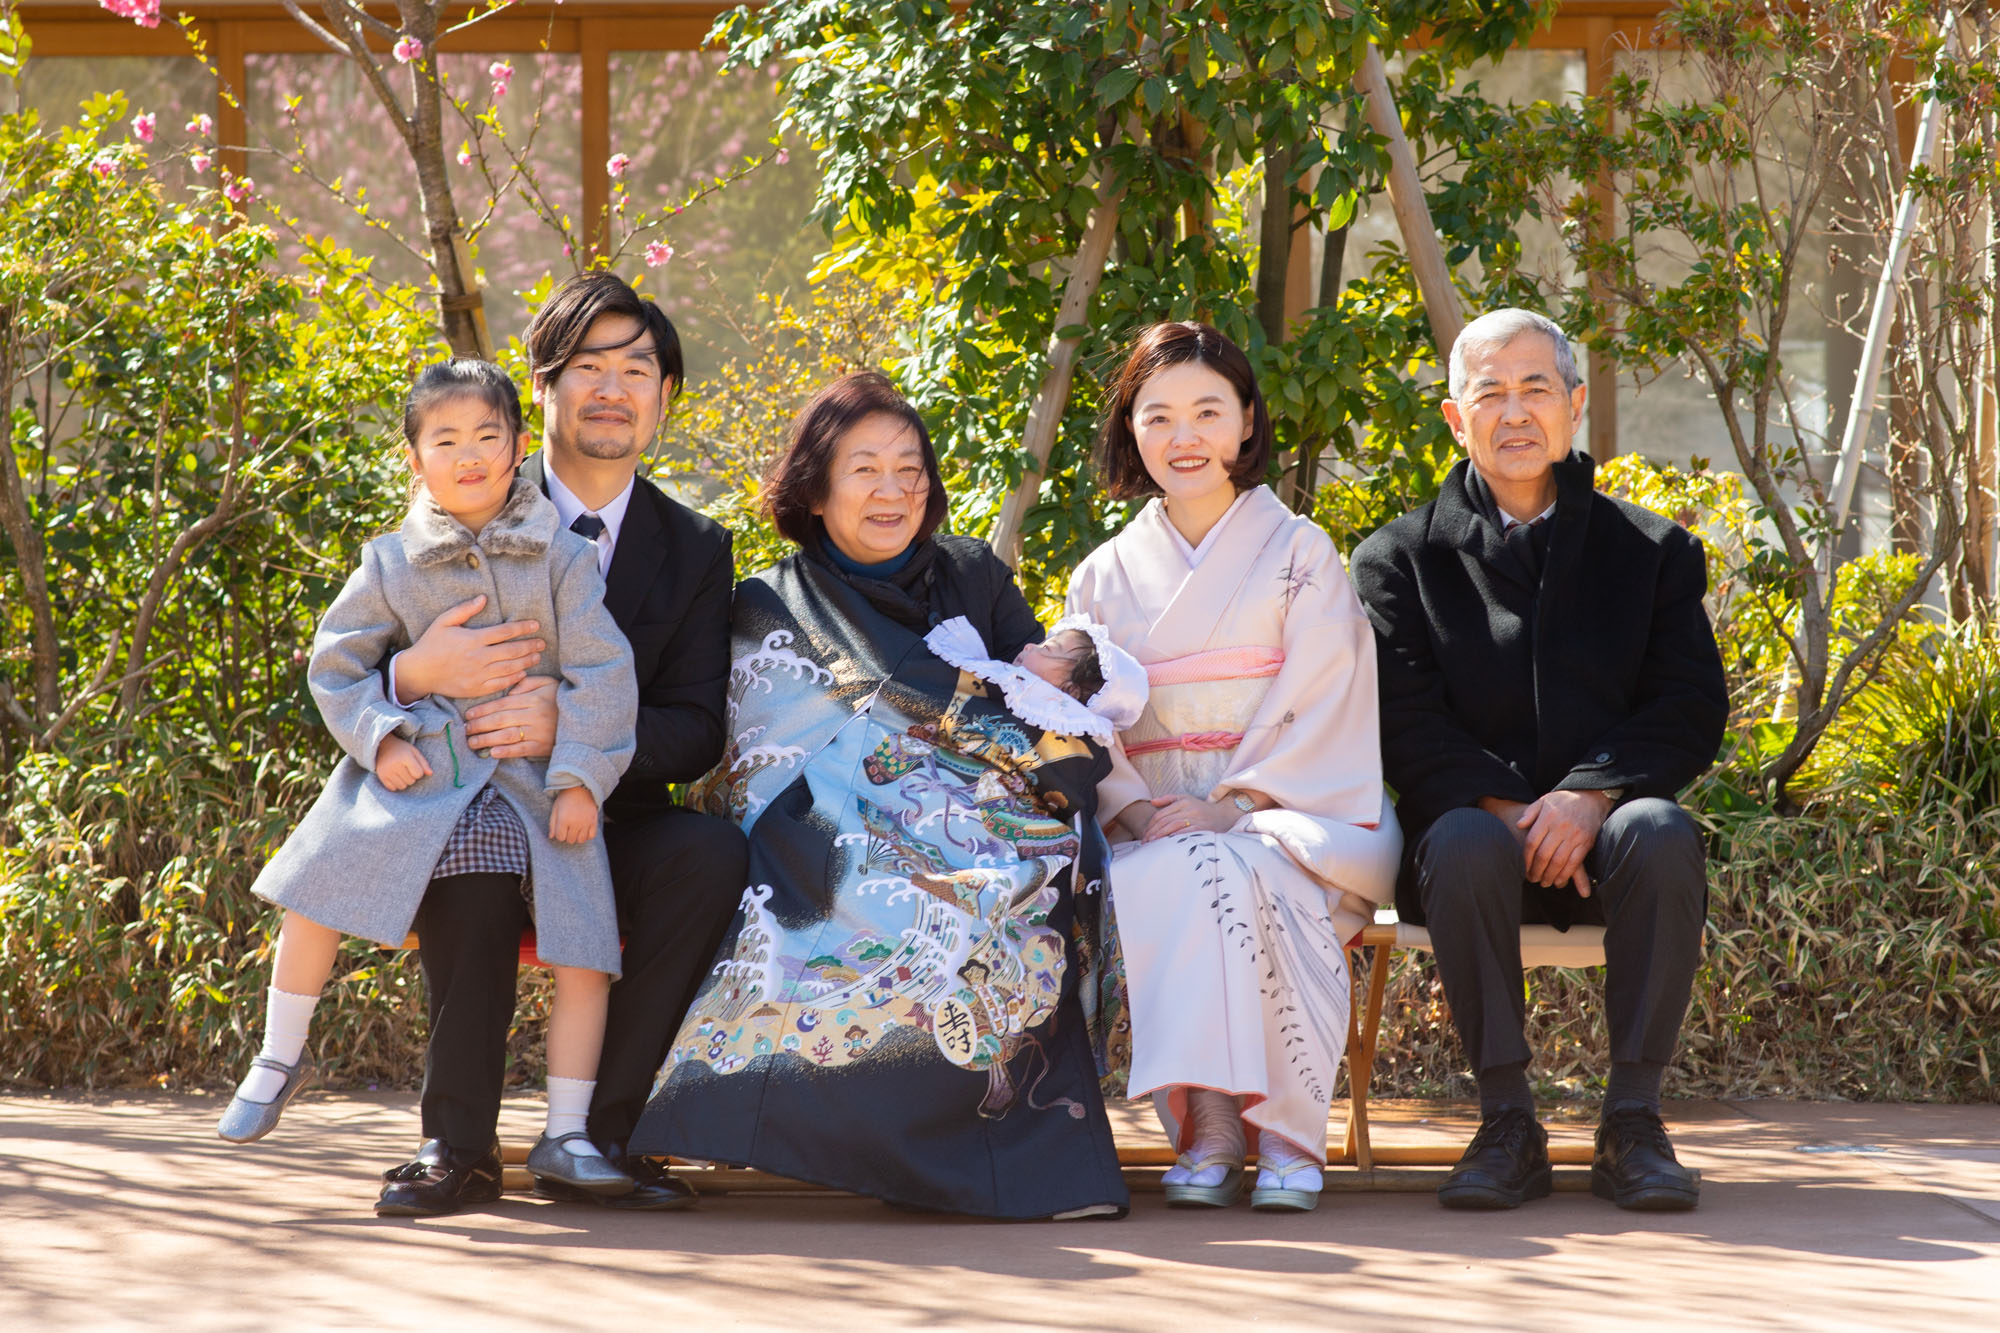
[1351, 806, 2000, 1103]
[7, 757, 1994, 1102]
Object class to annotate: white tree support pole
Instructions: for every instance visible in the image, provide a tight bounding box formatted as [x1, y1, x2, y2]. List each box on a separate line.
[1828, 18, 1957, 535]
[989, 178, 1127, 567]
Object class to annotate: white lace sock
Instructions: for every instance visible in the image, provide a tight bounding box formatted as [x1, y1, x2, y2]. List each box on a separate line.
[1161, 1088, 1245, 1187]
[235, 988, 319, 1104]
[1255, 1128, 1323, 1193]
[545, 1076, 603, 1158]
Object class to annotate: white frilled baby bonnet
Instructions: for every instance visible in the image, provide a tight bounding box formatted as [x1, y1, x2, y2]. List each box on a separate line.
[924, 615, 1148, 744]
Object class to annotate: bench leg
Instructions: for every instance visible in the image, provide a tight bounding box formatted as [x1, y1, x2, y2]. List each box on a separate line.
[1342, 941, 1392, 1172]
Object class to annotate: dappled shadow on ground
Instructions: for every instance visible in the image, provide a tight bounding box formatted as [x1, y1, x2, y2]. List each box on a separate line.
[3, 1095, 1996, 1332]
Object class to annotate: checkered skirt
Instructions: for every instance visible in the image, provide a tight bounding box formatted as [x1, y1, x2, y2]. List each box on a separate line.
[431, 783, 532, 906]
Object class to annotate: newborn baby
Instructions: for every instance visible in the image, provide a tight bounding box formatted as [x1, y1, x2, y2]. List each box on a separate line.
[925, 615, 1147, 743]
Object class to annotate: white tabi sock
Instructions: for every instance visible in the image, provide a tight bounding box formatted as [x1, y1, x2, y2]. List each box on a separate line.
[1162, 1088, 1246, 1187]
[545, 1075, 603, 1158]
[237, 987, 319, 1104]
[1255, 1127, 1323, 1192]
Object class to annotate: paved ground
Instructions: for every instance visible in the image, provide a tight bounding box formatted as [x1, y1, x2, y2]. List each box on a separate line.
[3, 1093, 1995, 1331]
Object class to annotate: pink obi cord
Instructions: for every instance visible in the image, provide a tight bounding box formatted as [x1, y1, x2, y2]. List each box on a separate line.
[1122, 647, 1285, 757]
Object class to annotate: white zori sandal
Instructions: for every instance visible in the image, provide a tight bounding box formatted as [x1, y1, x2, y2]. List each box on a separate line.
[1161, 1088, 1247, 1208]
[1250, 1128, 1325, 1212]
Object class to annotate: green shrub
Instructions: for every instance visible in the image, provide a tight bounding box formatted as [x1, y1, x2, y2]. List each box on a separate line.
[1801, 620, 2000, 816]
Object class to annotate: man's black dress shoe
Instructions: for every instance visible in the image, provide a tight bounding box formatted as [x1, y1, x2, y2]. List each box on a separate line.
[375, 1139, 504, 1217]
[1437, 1106, 1552, 1210]
[1592, 1107, 1700, 1211]
[533, 1152, 697, 1211]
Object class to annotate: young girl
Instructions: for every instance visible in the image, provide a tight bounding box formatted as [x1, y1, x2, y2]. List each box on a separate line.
[218, 359, 640, 1206]
[924, 614, 1148, 744]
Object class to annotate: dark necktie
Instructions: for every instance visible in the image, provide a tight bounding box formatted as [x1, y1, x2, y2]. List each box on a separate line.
[569, 512, 606, 541]
[1505, 514, 1548, 580]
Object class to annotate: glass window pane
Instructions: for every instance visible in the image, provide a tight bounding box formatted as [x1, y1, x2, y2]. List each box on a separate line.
[245, 51, 580, 351]
[18, 56, 214, 193]
[608, 51, 822, 380]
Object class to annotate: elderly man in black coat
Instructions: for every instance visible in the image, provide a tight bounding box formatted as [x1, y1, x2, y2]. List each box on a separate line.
[1351, 308, 1727, 1212]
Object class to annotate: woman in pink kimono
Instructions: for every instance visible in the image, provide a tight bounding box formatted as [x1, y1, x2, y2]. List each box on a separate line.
[1065, 322, 1402, 1212]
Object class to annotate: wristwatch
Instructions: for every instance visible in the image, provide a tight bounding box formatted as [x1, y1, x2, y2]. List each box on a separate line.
[1232, 792, 1257, 814]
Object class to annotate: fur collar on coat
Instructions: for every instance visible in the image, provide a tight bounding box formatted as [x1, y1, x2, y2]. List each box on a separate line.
[400, 476, 558, 567]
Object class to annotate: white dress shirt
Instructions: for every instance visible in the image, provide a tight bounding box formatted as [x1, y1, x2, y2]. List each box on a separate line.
[543, 459, 635, 579]
[1499, 501, 1557, 531]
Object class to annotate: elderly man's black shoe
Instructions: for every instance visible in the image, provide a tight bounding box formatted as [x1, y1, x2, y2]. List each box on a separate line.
[1592, 1107, 1700, 1211]
[1437, 1106, 1551, 1210]
[533, 1153, 697, 1211]
[375, 1139, 503, 1217]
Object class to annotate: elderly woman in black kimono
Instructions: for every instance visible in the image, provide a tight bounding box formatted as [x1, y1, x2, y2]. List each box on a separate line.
[628, 372, 1128, 1219]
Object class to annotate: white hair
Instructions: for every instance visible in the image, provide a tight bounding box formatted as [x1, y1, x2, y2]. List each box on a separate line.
[1447, 308, 1579, 401]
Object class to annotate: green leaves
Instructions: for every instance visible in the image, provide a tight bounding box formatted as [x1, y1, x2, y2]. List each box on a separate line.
[1095, 65, 1140, 108]
[717, 0, 1555, 596]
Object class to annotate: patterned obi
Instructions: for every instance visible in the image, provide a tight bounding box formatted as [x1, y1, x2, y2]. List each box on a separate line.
[1119, 646, 1283, 798]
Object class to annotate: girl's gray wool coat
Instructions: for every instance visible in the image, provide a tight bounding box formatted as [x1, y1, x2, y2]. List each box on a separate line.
[251, 478, 637, 975]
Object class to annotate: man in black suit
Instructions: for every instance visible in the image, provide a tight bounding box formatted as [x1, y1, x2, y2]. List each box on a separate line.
[1351, 308, 1727, 1212]
[376, 274, 746, 1215]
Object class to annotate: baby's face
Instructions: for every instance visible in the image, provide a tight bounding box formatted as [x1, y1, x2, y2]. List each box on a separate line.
[1014, 629, 1092, 697]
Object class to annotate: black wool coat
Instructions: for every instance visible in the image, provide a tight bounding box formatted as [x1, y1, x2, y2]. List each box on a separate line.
[522, 452, 734, 821]
[1349, 453, 1727, 919]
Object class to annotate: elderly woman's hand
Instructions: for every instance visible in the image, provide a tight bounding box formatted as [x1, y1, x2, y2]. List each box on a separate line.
[1138, 794, 1242, 843]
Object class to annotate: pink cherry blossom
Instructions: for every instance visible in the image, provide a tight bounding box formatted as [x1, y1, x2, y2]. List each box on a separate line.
[223, 176, 255, 204]
[392, 36, 423, 64]
[489, 61, 515, 98]
[775, 147, 790, 166]
[189, 151, 212, 174]
[90, 156, 118, 179]
[606, 153, 632, 178]
[456, 145, 473, 167]
[644, 241, 673, 267]
[561, 244, 573, 258]
[98, 0, 160, 29]
[186, 113, 215, 137]
[131, 113, 156, 144]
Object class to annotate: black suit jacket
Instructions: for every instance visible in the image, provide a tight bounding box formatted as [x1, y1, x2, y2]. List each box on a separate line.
[1350, 453, 1727, 914]
[523, 452, 733, 821]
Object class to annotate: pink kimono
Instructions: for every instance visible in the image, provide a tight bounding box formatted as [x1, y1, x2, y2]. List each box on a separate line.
[1065, 484, 1402, 1159]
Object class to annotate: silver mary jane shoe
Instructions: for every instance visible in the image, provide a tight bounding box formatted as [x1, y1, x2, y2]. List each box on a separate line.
[524, 1132, 637, 1197]
[216, 1052, 318, 1144]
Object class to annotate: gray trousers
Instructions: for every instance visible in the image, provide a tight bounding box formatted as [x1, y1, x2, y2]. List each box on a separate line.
[1412, 798, 1706, 1075]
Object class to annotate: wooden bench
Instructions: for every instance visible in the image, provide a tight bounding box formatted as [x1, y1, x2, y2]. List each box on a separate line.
[400, 922, 1612, 1192]
[1337, 920, 1607, 1170]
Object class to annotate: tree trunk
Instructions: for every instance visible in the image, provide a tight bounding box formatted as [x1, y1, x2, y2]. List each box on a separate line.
[1318, 221, 1348, 311]
[1347, 37, 1463, 355]
[1255, 140, 1295, 349]
[0, 321, 61, 725]
[401, 4, 488, 358]
[988, 178, 1127, 568]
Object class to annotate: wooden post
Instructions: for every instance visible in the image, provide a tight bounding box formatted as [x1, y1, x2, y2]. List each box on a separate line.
[1584, 16, 1619, 462]
[987, 177, 1127, 567]
[215, 17, 248, 185]
[580, 19, 612, 261]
